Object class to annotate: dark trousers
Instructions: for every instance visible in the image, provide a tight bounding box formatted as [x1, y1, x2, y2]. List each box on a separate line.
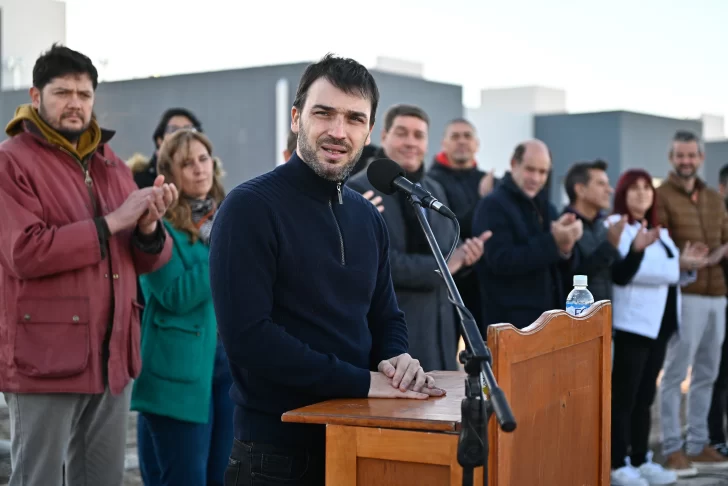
[611, 327, 671, 469]
[224, 439, 325, 486]
[138, 341, 235, 486]
[708, 305, 728, 444]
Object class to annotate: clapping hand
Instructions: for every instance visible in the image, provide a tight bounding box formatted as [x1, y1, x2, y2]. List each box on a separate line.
[361, 190, 385, 213]
[606, 215, 627, 248]
[551, 213, 583, 254]
[138, 175, 179, 234]
[630, 221, 660, 252]
[680, 241, 710, 270]
[705, 243, 728, 267]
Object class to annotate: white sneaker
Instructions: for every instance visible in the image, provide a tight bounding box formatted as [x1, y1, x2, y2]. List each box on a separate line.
[638, 451, 678, 485]
[611, 457, 649, 486]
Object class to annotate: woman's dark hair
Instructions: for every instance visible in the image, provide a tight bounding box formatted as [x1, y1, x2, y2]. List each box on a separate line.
[293, 53, 379, 127]
[152, 108, 203, 147]
[33, 43, 98, 91]
[612, 169, 659, 227]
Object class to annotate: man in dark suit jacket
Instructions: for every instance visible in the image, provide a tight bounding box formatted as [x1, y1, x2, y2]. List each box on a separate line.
[348, 104, 490, 371]
[472, 140, 583, 329]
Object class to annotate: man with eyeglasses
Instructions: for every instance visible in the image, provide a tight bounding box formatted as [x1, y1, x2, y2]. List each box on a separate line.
[131, 108, 203, 189]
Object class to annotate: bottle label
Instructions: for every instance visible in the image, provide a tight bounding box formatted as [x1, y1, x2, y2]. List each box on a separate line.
[566, 303, 591, 316]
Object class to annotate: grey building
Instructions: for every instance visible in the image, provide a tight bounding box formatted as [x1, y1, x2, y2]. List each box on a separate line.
[534, 110, 703, 208]
[706, 139, 728, 191]
[0, 62, 463, 190]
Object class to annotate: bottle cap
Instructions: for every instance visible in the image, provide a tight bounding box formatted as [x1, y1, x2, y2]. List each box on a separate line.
[574, 275, 588, 286]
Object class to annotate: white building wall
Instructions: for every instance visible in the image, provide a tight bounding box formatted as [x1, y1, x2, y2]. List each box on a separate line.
[0, 0, 66, 90]
[701, 113, 726, 141]
[467, 86, 567, 175]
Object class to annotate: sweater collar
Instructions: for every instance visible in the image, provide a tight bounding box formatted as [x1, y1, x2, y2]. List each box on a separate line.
[278, 151, 345, 203]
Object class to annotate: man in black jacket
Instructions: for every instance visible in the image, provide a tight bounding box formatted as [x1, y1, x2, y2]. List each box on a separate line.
[428, 118, 497, 334]
[561, 159, 625, 302]
[473, 140, 583, 329]
[348, 104, 489, 372]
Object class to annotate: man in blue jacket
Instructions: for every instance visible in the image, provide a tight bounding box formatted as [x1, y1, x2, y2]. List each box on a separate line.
[473, 139, 583, 329]
[209, 54, 445, 486]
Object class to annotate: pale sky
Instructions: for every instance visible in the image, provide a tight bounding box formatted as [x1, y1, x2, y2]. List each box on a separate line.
[63, 0, 727, 129]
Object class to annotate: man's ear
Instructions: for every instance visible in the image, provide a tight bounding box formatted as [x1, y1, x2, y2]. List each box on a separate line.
[30, 86, 41, 109]
[291, 107, 300, 134]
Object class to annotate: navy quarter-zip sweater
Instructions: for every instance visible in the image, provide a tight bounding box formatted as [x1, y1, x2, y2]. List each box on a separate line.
[209, 152, 409, 449]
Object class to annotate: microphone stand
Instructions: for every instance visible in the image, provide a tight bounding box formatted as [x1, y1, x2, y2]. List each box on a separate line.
[408, 193, 516, 486]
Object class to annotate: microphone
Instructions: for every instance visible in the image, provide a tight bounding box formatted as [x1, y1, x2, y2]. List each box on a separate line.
[367, 158, 456, 219]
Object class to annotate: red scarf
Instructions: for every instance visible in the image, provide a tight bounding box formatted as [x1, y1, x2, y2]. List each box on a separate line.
[435, 151, 477, 169]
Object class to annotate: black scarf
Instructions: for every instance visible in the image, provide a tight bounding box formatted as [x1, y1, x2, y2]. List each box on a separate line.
[188, 196, 216, 245]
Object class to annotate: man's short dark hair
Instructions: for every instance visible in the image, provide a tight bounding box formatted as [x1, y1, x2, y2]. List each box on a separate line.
[719, 164, 728, 187]
[671, 129, 704, 155]
[33, 43, 98, 91]
[564, 159, 609, 204]
[152, 108, 203, 147]
[383, 104, 430, 132]
[293, 53, 379, 127]
[286, 129, 297, 155]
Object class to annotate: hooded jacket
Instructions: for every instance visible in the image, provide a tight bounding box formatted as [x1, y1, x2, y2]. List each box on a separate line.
[0, 105, 172, 395]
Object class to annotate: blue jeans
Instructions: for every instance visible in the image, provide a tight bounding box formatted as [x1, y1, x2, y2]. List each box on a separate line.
[138, 340, 235, 486]
[224, 439, 325, 486]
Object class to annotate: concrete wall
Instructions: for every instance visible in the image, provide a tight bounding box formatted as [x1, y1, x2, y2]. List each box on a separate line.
[535, 111, 703, 209]
[467, 86, 567, 176]
[535, 112, 623, 208]
[619, 111, 702, 186]
[706, 140, 728, 191]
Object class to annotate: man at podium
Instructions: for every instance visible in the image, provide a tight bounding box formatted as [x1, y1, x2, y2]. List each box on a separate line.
[209, 54, 445, 486]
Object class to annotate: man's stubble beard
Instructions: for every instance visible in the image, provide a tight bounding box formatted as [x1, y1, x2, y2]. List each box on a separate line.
[676, 166, 698, 180]
[39, 100, 90, 143]
[297, 122, 364, 182]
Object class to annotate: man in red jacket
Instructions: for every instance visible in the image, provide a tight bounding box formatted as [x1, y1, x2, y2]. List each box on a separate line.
[0, 44, 174, 486]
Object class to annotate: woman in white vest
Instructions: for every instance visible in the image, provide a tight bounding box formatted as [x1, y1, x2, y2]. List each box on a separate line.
[608, 169, 707, 486]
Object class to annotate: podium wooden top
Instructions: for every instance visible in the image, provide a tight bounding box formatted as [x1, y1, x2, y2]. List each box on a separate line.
[281, 371, 467, 433]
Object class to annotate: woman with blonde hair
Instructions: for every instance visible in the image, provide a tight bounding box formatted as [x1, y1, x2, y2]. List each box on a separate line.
[131, 129, 233, 486]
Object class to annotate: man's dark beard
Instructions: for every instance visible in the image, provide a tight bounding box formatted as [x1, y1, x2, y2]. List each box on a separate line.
[38, 103, 88, 143]
[676, 166, 697, 179]
[297, 122, 363, 182]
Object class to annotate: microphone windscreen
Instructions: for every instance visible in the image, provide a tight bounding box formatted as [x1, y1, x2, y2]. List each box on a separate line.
[367, 158, 404, 195]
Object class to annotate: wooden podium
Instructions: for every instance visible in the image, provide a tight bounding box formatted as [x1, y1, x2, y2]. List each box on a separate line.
[283, 301, 612, 486]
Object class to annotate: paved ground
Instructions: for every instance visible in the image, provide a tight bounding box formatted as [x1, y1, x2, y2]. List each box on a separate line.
[645, 375, 728, 486]
[0, 394, 142, 486]
[0, 381, 726, 485]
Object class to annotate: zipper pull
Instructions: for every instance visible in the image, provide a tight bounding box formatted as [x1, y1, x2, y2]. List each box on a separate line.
[84, 170, 93, 188]
[336, 183, 343, 205]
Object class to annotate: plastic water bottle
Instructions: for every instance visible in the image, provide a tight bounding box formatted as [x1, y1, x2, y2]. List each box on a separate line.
[566, 275, 594, 316]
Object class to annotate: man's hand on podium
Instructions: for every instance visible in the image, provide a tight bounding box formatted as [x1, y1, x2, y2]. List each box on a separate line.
[367, 354, 447, 399]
